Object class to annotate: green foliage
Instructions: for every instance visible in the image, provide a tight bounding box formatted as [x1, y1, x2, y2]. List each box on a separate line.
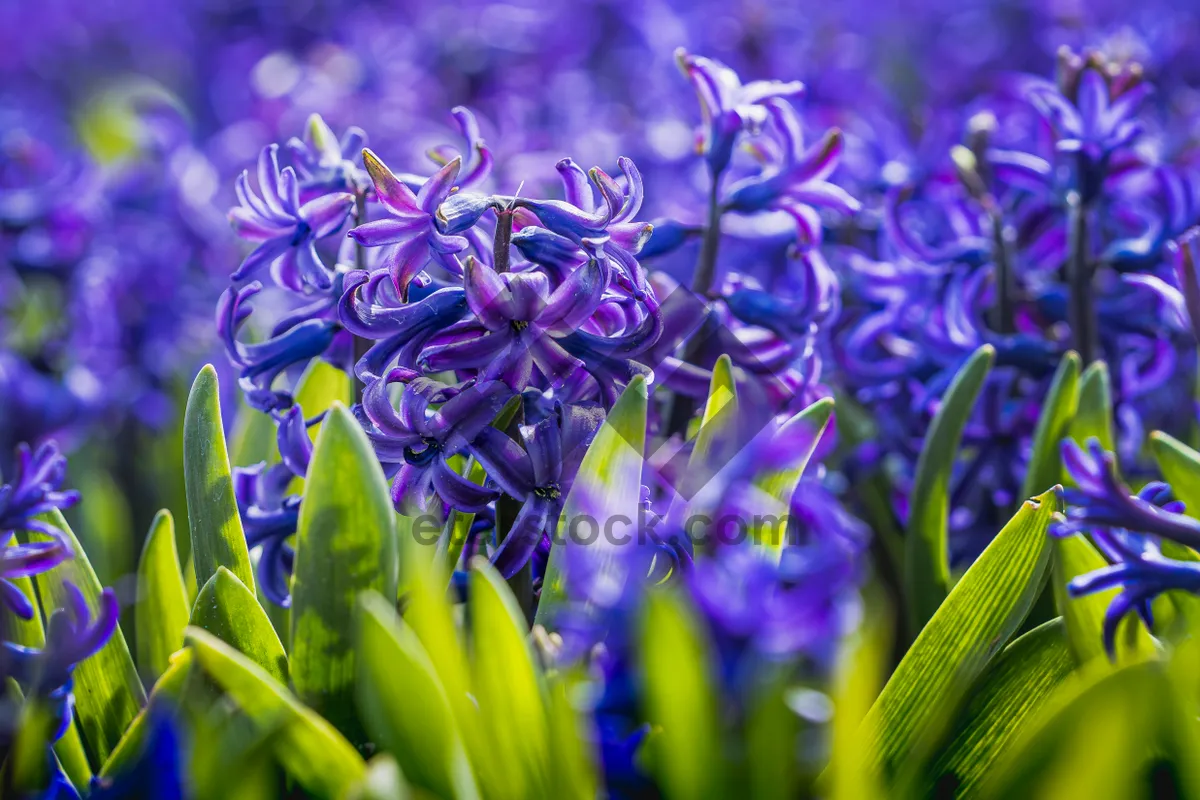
[291, 402, 398, 743]
[135, 509, 190, 682]
[191, 567, 288, 684]
[865, 487, 1057, 781]
[905, 344, 995, 635]
[1021, 351, 1081, 498]
[184, 364, 255, 593]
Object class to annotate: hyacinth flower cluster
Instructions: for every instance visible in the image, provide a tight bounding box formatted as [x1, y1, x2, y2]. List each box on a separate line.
[832, 46, 1200, 563]
[0, 442, 117, 795]
[1052, 437, 1200, 657]
[221, 108, 671, 605]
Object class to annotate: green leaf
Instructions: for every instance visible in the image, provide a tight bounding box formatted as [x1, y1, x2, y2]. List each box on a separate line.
[285, 359, 355, 495]
[684, 354, 739, 497]
[979, 661, 1200, 798]
[1151, 431, 1200, 524]
[100, 649, 196, 778]
[230, 402, 278, 469]
[24, 509, 146, 769]
[1020, 352, 1081, 499]
[184, 364, 255, 593]
[863, 488, 1057, 781]
[928, 618, 1074, 796]
[186, 627, 367, 797]
[355, 592, 480, 799]
[1067, 360, 1115, 454]
[905, 344, 995, 634]
[191, 566, 288, 684]
[537, 376, 647, 625]
[469, 558, 550, 798]
[1052, 533, 1156, 667]
[641, 589, 724, 800]
[136, 509, 190, 683]
[291, 402, 398, 743]
[72, 468, 134, 592]
[752, 397, 834, 551]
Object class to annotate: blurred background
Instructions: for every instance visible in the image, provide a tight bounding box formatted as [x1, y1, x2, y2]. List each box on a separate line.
[3, 0, 1198, 597]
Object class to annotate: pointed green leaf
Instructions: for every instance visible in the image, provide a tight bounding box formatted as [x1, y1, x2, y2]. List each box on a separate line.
[291, 402, 398, 742]
[929, 618, 1074, 796]
[1021, 352, 1081, 498]
[186, 626, 366, 797]
[684, 354, 739, 497]
[230, 403, 278, 469]
[136, 510, 189, 683]
[285, 359, 355, 494]
[100, 649, 196, 778]
[906, 344, 995, 633]
[1052, 534, 1156, 667]
[545, 671, 599, 799]
[641, 589, 725, 800]
[24, 509, 145, 769]
[753, 397, 834, 551]
[184, 364, 255, 593]
[1067, 360, 1115, 454]
[355, 592, 480, 799]
[827, 599, 890, 800]
[863, 488, 1057, 780]
[469, 559, 550, 798]
[537, 376, 647, 625]
[191, 566, 288, 684]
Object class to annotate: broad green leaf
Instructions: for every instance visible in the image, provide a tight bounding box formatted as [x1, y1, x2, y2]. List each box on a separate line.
[291, 402, 398, 743]
[191, 566, 288, 684]
[980, 661, 1200, 798]
[1067, 360, 1115, 454]
[285, 359, 355, 494]
[863, 488, 1057, 780]
[355, 592, 480, 799]
[100, 649, 196, 778]
[9, 699, 56, 794]
[746, 670, 800, 800]
[184, 364, 255, 593]
[537, 376, 647, 625]
[136, 510, 190, 683]
[1151, 431, 1200, 524]
[641, 589, 725, 800]
[186, 627, 366, 797]
[929, 618, 1074, 796]
[469, 559, 550, 798]
[1052, 534, 1156, 667]
[545, 671, 598, 799]
[348, 755, 412, 800]
[753, 397, 834, 551]
[905, 344, 995, 634]
[1, 561, 92, 789]
[1020, 352, 1081, 499]
[25, 509, 145, 769]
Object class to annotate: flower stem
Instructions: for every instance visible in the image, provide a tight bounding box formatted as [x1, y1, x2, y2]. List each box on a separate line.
[666, 171, 724, 436]
[989, 211, 1015, 335]
[1067, 193, 1096, 364]
[493, 207, 514, 273]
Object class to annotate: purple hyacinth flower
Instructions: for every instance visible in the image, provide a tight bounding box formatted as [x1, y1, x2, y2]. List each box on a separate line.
[235, 458, 300, 607]
[1, 537, 70, 620]
[4, 582, 118, 741]
[1054, 438, 1200, 550]
[338, 269, 469, 382]
[229, 144, 354, 291]
[0, 441, 80, 540]
[469, 403, 602, 577]
[284, 113, 369, 199]
[418, 256, 606, 398]
[358, 370, 513, 514]
[674, 48, 805, 175]
[349, 148, 471, 296]
[1167, 227, 1200, 342]
[723, 100, 860, 249]
[217, 282, 338, 413]
[513, 157, 653, 296]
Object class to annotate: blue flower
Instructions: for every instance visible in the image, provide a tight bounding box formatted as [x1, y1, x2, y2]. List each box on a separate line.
[284, 113, 369, 199]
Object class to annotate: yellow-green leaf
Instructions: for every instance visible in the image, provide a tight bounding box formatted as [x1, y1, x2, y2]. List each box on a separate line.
[191, 566, 288, 684]
[136, 510, 190, 683]
[1021, 352, 1081, 499]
